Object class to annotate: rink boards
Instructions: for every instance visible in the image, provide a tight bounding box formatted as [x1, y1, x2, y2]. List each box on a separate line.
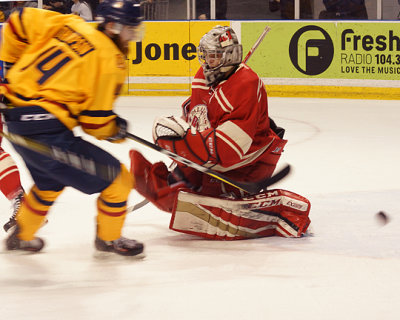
[125, 20, 400, 99]
[1, 20, 400, 99]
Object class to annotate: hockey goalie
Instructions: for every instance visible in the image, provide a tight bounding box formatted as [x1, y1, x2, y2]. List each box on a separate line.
[130, 25, 311, 240]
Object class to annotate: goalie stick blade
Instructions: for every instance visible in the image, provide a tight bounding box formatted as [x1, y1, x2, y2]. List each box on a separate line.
[127, 199, 150, 213]
[230, 164, 291, 194]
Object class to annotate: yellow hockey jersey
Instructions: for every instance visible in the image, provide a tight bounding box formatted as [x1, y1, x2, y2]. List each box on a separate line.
[0, 8, 127, 140]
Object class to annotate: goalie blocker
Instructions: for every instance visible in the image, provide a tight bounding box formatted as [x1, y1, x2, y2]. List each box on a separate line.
[170, 189, 311, 240]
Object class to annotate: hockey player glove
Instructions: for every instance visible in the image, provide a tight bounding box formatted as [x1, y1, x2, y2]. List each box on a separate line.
[152, 116, 218, 165]
[106, 116, 128, 142]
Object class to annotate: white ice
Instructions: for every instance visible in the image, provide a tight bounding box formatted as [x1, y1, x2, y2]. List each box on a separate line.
[0, 96, 399, 320]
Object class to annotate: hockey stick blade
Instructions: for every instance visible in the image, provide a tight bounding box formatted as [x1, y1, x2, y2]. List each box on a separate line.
[126, 132, 290, 194]
[211, 163, 290, 194]
[127, 199, 149, 213]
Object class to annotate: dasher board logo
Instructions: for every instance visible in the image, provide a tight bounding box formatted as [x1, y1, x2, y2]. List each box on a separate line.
[289, 25, 334, 75]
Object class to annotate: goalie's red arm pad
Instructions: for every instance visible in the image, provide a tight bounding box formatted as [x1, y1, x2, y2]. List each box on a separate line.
[156, 128, 217, 165]
[129, 149, 188, 213]
[169, 189, 311, 240]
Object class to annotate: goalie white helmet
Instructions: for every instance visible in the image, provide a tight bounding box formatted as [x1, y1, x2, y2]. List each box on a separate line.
[197, 26, 243, 86]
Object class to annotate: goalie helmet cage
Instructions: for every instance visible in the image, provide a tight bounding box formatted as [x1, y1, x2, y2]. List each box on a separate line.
[142, 0, 169, 20]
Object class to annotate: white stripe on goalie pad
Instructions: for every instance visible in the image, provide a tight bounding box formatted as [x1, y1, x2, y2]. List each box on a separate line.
[169, 189, 311, 240]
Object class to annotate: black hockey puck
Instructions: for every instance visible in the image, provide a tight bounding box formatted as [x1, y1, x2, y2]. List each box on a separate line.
[376, 211, 389, 225]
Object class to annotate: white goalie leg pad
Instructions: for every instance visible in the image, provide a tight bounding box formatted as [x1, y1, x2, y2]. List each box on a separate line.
[169, 189, 311, 240]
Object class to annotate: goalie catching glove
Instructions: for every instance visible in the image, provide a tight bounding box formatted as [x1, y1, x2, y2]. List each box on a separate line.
[152, 116, 218, 165]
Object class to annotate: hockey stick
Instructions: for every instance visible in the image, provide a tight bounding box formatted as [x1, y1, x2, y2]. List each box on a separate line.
[242, 25, 271, 64]
[126, 132, 290, 194]
[0, 128, 151, 212]
[0, 130, 121, 182]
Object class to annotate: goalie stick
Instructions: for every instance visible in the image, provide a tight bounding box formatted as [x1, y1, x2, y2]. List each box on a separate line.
[242, 25, 271, 64]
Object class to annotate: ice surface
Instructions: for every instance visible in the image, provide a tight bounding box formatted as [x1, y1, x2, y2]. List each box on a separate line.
[0, 97, 399, 320]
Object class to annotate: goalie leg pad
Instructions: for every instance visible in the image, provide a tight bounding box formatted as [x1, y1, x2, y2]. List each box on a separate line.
[130, 149, 188, 213]
[169, 189, 311, 240]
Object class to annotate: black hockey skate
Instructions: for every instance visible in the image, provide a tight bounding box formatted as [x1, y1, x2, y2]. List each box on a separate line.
[95, 236, 144, 257]
[3, 191, 24, 232]
[5, 226, 45, 253]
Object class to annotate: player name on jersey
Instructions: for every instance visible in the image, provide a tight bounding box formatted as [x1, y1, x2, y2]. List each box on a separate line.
[55, 25, 94, 57]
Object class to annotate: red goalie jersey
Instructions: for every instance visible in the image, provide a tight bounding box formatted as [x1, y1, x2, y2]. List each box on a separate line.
[130, 25, 310, 239]
[174, 64, 287, 196]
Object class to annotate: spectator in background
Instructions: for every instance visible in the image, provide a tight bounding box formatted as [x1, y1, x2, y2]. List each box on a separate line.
[86, 0, 99, 16]
[71, 0, 93, 20]
[44, 0, 72, 14]
[0, 2, 10, 21]
[11, 1, 38, 12]
[398, 0, 400, 20]
[0, 8, 5, 22]
[141, 0, 155, 20]
[92, 0, 104, 20]
[196, 0, 227, 19]
[2, 1, 38, 20]
[319, 0, 368, 19]
[269, 0, 313, 19]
